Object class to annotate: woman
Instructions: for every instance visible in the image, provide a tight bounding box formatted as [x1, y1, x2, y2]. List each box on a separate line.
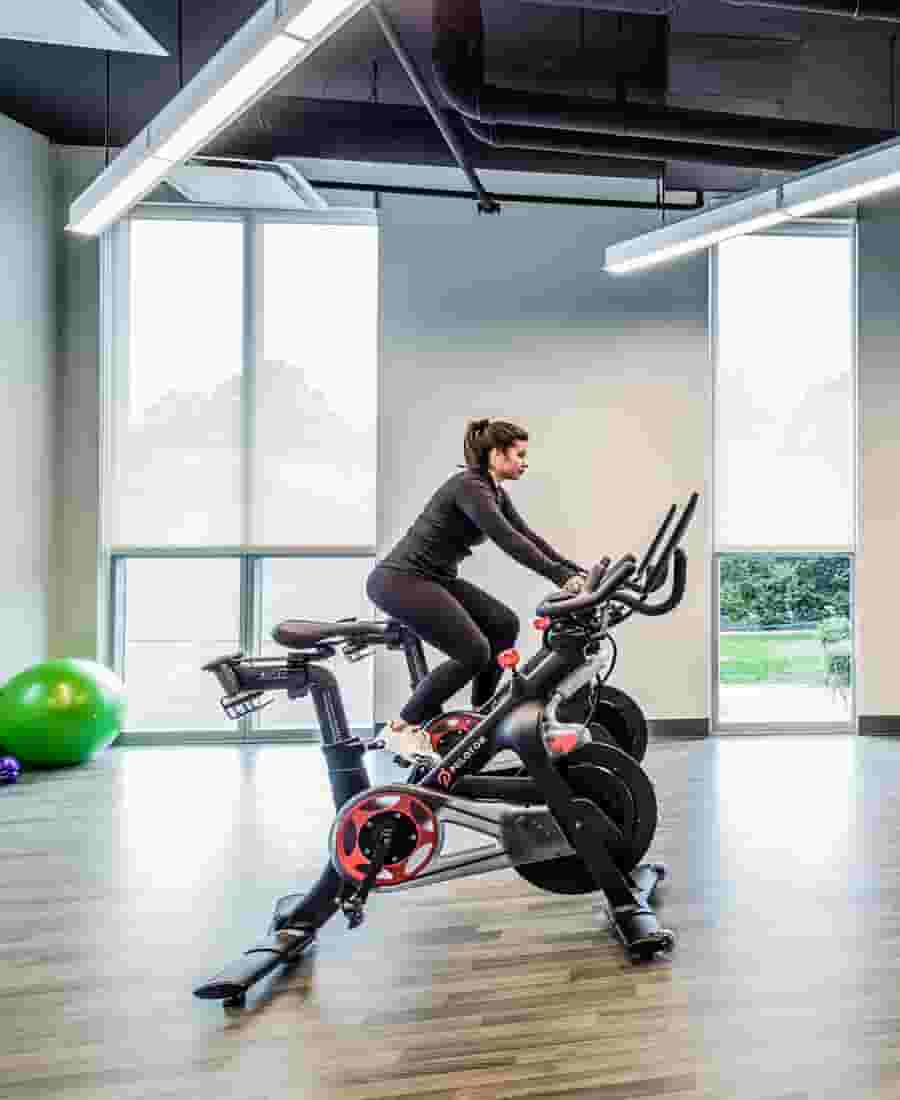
[367, 418, 586, 760]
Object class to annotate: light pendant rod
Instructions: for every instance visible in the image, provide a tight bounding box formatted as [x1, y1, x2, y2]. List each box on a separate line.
[67, 0, 370, 236]
[605, 132, 900, 274]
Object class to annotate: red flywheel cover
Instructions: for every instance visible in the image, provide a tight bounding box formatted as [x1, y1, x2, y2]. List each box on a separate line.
[335, 792, 440, 886]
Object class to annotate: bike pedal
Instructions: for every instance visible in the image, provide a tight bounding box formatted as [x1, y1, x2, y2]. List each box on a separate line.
[275, 926, 315, 945]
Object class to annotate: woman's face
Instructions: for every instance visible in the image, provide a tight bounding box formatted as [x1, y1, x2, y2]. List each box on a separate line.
[490, 440, 529, 481]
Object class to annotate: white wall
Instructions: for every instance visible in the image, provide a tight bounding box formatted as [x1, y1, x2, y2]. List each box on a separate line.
[0, 113, 54, 683]
[857, 193, 900, 728]
[50, 147, 106, 661]
[376, 194, 710, 724]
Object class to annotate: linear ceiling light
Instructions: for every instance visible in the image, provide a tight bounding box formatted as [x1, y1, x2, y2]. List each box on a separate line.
[781, 137, 900, 216]
[604, 189, 789, 274]
[605, 133, 900, 275]
[67, 0, 369, 236]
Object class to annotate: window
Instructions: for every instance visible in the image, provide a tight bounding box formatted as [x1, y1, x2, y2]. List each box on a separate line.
[255, 222, 378, 545]
[256, 556, 375, 730]
[712, 227, 856, 729]
[103, 210, 378, 738]
[115, 557, 241, 732]
[109, 218, 244, 546]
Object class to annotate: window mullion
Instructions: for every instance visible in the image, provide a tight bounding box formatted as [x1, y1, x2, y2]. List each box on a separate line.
[242, 213, 259, 548]
[109, 556, 128, 681]
[241, 556, 264, 738]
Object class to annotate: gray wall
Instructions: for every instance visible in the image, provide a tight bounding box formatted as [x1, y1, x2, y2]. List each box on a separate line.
[50, 147, 106, 662]
[0, 113, 54, 683]
[376, 194, 710, 723]
[857, 194, 900, 728]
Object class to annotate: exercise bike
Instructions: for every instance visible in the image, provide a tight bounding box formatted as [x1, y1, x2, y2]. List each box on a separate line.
[418, 498, 691, 767]
[193, 492, 698, 1009]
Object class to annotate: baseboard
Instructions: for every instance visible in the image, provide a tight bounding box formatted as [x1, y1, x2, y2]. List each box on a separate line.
[648, 718, 710, 740]
[859, 716, 900, 736]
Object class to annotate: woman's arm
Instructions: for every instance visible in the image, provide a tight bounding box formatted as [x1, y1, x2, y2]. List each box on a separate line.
[455, 479, 575, 586]
[500, 491, 583, 573]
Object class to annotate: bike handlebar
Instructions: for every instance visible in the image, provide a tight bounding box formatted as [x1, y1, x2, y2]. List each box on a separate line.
[612, 548, 687, 616]
[535, 491, 698, 623]
[536, 555, 637, 619]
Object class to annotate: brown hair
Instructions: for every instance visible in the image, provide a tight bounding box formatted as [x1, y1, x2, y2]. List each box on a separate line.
[463, 418, 529, 472]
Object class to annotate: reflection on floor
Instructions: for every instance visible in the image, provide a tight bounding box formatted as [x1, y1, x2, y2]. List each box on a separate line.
[719, 682, 851, 724]
[3, 735, 900, 1099]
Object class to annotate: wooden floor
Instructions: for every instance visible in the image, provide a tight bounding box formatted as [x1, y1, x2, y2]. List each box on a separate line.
[4, 734, 900, 1100]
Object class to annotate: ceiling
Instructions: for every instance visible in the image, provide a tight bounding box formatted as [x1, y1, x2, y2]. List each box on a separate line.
[0, 0, 167, 55]
[2, 0, 899, 197]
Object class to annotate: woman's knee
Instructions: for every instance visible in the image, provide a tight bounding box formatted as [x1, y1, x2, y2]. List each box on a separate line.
[495, 610, 520, 650]
[464, 634, 493, 674]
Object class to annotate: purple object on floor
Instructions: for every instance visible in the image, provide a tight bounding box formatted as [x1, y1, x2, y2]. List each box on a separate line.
[0, 755, 21, 784]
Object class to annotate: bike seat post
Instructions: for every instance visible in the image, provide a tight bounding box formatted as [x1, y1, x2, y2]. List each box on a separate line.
[385, 620, 428, 689]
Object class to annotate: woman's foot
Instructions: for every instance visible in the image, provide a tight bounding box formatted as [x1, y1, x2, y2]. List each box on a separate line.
[385, 718, 440, 762]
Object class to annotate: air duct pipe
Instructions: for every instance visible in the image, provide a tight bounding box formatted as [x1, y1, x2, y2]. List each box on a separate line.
[462, 118, 826, 173]
[432, 0, 897, 157]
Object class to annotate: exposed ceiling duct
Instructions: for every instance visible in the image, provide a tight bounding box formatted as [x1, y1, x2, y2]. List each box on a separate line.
[431, 0, 898, 160]
[461, 118, 825, 173]
[723, 0, 900, 21]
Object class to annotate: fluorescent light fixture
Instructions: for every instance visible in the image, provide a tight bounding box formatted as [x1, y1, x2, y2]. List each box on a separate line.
[285, 0, 361, 38]
[606, 132, 900, 275]
[67, 0, 369, 236]
[782, 137, 900, 217]
[153, 34, 305, 163]
[68, 132, 174, 237]
[74, 157, 173, 236]
[604, 189, 790, 274]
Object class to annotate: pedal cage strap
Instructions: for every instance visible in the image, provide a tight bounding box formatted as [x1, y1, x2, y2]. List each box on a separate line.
[341, 820, 395, 927]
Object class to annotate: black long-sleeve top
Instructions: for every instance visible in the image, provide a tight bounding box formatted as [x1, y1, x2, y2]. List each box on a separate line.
[379, 468, 580, 586]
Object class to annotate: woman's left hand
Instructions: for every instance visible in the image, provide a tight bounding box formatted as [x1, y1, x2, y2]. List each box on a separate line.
[563, 574, 586, 595]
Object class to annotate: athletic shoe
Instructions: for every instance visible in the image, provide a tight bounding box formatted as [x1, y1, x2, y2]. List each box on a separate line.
[385, 719, 440, 763]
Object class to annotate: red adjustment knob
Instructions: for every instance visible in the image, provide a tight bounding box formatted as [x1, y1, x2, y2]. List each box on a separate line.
[497, 648, 520, 670]
[533, 616, 550, 631]
[546, 732, 580, 755]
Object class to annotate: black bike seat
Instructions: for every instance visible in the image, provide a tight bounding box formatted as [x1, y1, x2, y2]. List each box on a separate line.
[272, 619, 391, 649]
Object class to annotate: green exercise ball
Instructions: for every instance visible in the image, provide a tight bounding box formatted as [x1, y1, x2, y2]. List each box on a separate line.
[0, 659, 126, 767]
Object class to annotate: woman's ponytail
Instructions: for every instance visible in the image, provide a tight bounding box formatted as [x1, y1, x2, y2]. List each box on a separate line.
[463, 418, 528, 471]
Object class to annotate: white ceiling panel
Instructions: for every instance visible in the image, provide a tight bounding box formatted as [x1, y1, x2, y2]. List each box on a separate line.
[165, 164, 318, 211]
[0, 0, 167, 56]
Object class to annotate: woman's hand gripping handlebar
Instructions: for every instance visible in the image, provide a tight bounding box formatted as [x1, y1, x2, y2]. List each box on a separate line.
[536, 555, 638, 619]
[535, 547, 688, 620]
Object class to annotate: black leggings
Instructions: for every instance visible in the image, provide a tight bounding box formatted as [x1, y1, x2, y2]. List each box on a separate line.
[366, 565, 520, 725]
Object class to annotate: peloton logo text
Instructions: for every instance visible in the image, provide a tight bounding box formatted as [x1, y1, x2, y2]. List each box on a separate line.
[437, 735, 488, 787]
